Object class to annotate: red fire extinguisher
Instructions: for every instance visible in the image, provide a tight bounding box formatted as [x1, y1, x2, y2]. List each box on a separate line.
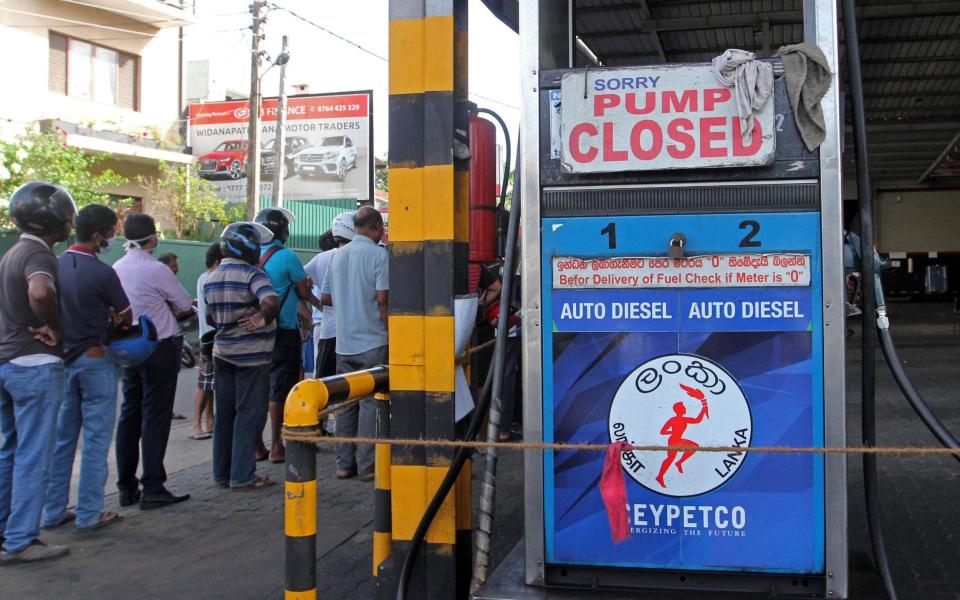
[469, 113, 497, 291]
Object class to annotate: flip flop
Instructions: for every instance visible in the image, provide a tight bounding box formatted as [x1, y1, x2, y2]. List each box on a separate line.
[78, 512, 122, 533]
[190, 432, 212, 440]
[42, 511, 76, 530]
[231, 476, 276, 492]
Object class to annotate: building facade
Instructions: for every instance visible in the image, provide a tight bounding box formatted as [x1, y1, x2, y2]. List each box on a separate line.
[0, 0, 193, 209]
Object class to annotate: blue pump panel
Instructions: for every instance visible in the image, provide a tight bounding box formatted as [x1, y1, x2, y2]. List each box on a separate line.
[541, 212, 825, 574]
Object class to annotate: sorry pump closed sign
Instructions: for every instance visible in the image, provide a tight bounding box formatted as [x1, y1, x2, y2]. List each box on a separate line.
[560, 65, 775, 173]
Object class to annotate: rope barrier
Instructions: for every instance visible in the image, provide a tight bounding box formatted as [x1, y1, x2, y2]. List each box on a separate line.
[282, 429, 960, 456]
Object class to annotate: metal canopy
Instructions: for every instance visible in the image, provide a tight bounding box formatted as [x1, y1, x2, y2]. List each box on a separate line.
[481, 0, 960, 187]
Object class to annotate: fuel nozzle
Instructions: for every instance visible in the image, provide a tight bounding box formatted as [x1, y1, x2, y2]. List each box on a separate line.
[844, 230, 888, 311]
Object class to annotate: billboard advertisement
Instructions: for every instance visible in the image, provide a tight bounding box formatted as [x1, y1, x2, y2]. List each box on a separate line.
[187, 91, 373, 204]
[542, 212, 824, 574]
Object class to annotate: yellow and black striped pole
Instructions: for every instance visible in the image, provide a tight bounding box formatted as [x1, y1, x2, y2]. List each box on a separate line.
[373, 391, 392, 575]
[386, 0, 470, 597]
[284, 368, 389, 600]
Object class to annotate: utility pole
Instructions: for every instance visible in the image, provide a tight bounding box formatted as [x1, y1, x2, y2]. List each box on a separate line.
[271, 34, 289, 207]
[246, 0, 266, 219]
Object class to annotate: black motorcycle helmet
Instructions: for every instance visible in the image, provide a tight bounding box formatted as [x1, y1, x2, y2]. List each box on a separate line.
[9, 182, 77, 238]
[253, 207, 294, 245]
[220, 221, 273, 265]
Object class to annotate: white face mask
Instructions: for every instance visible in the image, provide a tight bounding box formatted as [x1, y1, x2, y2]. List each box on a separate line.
[99, 236, 115, 254]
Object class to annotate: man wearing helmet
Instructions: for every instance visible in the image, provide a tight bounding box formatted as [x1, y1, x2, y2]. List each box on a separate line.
[42, 204, 130, 535]
[113, 214, 194, 510]
[204, 222, 280, 490]
[0, 182, 75, 564]
[253, 207, 322, 464]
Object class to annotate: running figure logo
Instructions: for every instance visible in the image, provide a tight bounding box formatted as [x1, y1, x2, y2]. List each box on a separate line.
[609, 354, 752, 498]
[655, 384, 709, 489]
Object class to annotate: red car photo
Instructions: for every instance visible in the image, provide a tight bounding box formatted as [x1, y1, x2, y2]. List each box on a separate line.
[198, 140, 249, 180]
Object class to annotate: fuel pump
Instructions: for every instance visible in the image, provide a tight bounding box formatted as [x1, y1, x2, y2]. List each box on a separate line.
[475, 0, 847, 598]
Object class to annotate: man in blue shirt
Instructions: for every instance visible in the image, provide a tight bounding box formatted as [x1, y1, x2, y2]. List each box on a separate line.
[320, 206, 388, 480]
[43, 204, 130, 533]
[254, 208, 322, 463]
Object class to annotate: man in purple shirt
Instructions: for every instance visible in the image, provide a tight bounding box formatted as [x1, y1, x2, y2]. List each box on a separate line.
[112, 214, 193, 509]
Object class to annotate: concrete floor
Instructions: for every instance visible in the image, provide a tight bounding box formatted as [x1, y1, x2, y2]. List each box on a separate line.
[3, 301, 960, 600]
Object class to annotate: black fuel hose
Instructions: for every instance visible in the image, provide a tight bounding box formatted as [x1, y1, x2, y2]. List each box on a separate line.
[395, 144, 522, 600]
[877, 322, 960, 461]
[841, 0, 898, 597]
[475, 108, 512, 257]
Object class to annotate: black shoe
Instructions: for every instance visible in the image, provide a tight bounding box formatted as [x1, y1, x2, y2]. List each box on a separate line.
[118, 489, 141, 507]
[140, 489, 191, 510]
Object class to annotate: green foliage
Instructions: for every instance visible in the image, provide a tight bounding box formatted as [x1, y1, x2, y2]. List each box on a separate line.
[0, 130, 128, 228]
[139, 161, 232, 241]
[375, 153, 388, 192]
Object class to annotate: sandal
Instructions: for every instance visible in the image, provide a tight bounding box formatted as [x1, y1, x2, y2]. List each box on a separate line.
[78, 511, 122, 533]
[231, 476, 276, 492]
[190, 431, 212, 440]
[42, 510, 76, 530]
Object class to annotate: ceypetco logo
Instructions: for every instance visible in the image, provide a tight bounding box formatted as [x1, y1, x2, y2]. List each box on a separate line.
[608, 354, 752, 498]
[233, 107, 250, 119]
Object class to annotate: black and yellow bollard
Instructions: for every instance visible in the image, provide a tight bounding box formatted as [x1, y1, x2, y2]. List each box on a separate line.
[373, 391, 392, 575]
[283, 368, 390, 599]
[284, 380, 326, 600]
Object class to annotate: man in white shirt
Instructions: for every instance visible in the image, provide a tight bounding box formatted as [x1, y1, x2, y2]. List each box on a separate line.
[304, 212, 355, 380]
[191, 242, 221, 440]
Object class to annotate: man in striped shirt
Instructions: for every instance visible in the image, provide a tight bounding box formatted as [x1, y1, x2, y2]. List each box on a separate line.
[203, 223, 279, 491]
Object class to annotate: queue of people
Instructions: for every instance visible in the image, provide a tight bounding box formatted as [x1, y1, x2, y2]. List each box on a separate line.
[0, 181, 393, 564]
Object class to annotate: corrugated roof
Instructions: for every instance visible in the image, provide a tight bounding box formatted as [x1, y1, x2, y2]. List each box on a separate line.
[482, 0, 960, 186]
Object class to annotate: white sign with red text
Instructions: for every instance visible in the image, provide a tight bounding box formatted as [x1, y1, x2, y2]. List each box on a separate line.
[553, 254, 810, 289]
[559, 66, 774, 173]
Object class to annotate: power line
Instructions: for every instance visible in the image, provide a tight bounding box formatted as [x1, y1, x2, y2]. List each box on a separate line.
[469, 93, 520, 111]
[262, 4, 519, 111]
[265, 2, 387, 63]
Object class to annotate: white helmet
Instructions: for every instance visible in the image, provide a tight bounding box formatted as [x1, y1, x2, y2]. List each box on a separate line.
[331, 211, 356, 241]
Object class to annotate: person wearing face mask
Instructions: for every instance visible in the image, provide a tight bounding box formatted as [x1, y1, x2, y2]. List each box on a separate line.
[112, 214, 193, 509]
[42, 204, 130, 533]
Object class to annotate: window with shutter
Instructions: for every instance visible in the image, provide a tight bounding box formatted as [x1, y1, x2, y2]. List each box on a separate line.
[118, 54, 138, 111]
[47, 32, 139, 111]
[48, 33, 67, 94]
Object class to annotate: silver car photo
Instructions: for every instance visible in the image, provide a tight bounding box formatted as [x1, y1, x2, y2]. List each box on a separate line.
[294, 135, 358, 180]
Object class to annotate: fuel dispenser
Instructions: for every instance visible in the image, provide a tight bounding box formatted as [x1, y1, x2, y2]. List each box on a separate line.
[475, 1, 847, 598]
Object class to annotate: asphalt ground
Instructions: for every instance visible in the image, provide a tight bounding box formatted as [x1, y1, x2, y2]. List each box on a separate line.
[3, 301, 959, 600]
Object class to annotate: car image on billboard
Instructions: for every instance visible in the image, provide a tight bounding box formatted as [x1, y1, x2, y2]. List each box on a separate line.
[198, 140, 249, 180]
[295, 136, 358, 180]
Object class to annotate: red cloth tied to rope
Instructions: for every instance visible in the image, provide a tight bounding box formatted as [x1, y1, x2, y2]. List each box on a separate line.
[600, 440, 634, 543]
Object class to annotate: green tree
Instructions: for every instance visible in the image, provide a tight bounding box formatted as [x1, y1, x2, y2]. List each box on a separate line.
[139, 161, 231, 240]
[0, 130, 127, 228]
[375, 153, 388, 192]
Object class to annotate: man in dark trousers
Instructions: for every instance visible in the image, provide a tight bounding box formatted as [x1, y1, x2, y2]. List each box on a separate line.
[254, 208, 321, 463]
[204, 222, 280, 490]
[43, 204, 129, 533]
[0, 182, 75, 564]
[320, 207, 388, 481]
[113, 214, 193, 509]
